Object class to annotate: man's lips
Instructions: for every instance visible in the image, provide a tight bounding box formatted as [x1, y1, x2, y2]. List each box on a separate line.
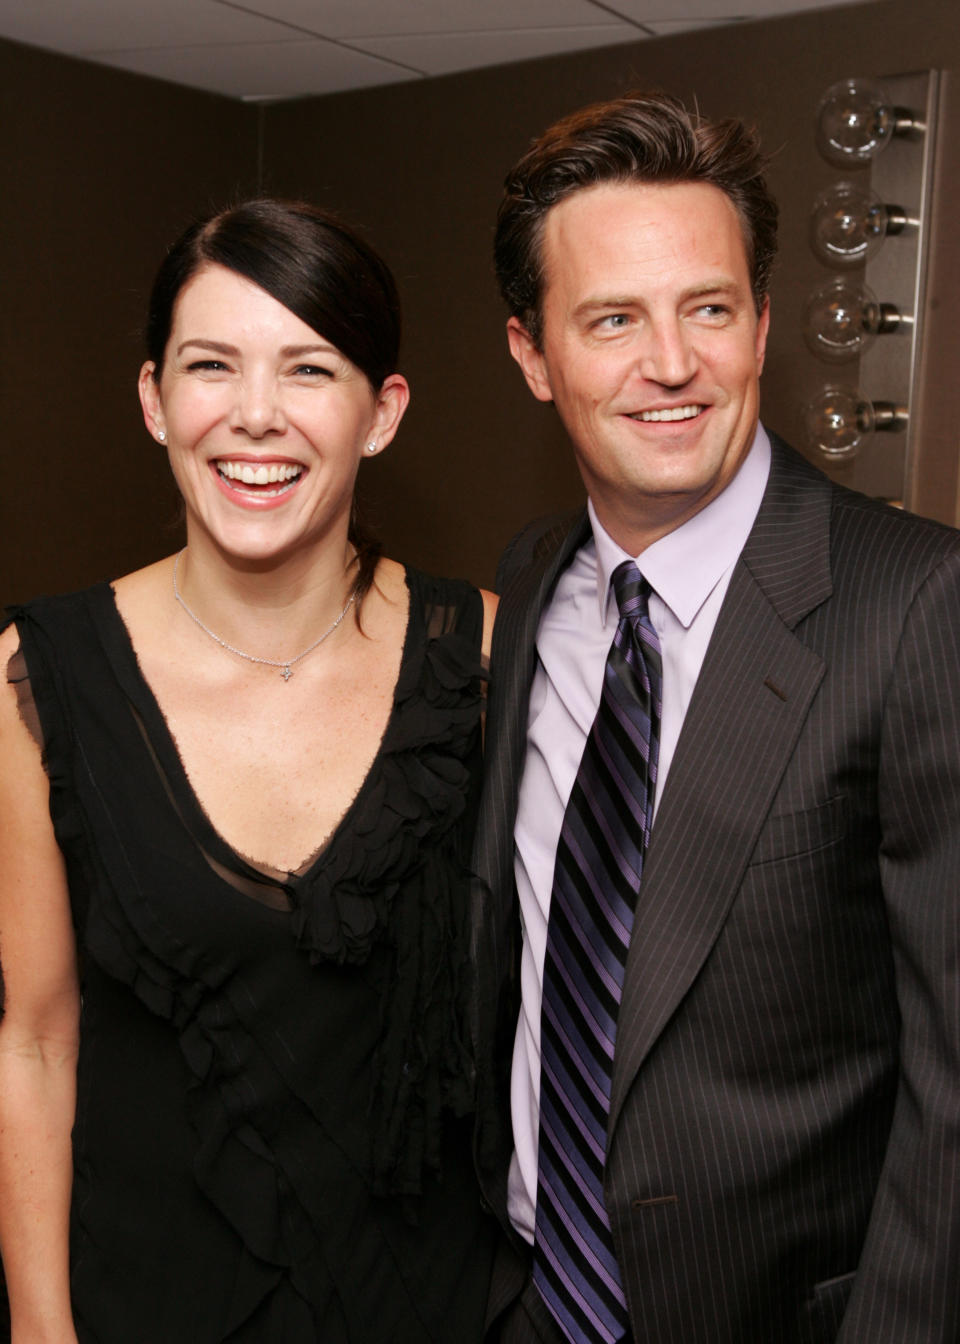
[627, 404, 705, 423]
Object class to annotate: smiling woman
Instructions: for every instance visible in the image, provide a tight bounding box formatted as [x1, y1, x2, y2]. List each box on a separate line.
[139, 259, 409, 580]
[0, 200, 497, 1343]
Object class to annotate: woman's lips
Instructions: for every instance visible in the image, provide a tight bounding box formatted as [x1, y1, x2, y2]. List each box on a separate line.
[211, 458, 305, 505]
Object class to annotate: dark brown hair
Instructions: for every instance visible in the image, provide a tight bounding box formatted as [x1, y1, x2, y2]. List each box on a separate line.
[146, 198, 403, 609]
[494, 91, 778, 346]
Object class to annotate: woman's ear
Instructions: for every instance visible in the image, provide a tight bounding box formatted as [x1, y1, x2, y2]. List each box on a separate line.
[138, 361, 167, 444]
[363, 374, 410, 456]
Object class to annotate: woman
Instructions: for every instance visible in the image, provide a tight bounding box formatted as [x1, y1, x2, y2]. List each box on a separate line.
[0, 200, 497, 1342]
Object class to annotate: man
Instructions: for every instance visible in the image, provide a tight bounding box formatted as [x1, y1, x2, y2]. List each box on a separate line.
[473, 91, 960, 1343]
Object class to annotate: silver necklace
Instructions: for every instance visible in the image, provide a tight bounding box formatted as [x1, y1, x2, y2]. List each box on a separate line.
[172, 549, 355, 681]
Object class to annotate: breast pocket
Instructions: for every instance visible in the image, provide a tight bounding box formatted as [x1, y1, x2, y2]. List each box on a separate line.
[748, 795, 847, 867]
[800, 1270, 857, 1342]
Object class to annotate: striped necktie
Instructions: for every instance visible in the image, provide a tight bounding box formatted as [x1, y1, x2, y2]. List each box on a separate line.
[533, 560, 662, 1343]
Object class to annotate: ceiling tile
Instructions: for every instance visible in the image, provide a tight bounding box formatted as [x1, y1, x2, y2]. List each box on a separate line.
[351, 24, 644, 76]
[642, 18, 738, 32]
[87, 37, 420, 100]
[0, 0, 882, 101]
[229, 0, 638, 39]
[603, 0, 868, 19]
[0, 0, 296, 55]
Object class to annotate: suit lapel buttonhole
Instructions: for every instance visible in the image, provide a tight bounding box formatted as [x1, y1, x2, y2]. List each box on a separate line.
[763, 676, 789, 702]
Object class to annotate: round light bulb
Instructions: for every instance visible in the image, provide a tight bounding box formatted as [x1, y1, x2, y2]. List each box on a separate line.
[803, 278, 882, 361]
[803, 386, 875, 462]
[810, 182, 888, 267]
[816, 78, 894, 167]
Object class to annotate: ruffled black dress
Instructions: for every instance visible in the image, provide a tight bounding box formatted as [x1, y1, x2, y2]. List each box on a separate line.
[3, 568, 494, 1343]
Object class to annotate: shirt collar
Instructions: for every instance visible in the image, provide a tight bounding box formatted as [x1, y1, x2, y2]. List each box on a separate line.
[589, 424, 771, 629]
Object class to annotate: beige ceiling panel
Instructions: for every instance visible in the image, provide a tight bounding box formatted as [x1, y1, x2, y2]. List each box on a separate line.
[0, 0, 295, 54]
[88, 36, 419, 100]
[604, 0, 870, 19]
[235, 0, 634, 39]
[352, 23, 644, 76]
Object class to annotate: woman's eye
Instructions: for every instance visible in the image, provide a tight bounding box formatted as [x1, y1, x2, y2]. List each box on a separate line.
[292, 364, 333, 378]
[187, 359, 228, 372]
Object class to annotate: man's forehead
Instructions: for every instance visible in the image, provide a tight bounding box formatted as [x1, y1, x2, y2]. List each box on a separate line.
[540, 181, 751, 296]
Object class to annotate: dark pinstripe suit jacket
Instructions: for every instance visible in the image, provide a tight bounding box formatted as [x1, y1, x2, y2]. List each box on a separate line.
[473, 434, 960, 1343]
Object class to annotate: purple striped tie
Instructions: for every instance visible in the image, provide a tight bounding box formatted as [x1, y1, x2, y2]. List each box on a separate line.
[533, 561, 662, 1344]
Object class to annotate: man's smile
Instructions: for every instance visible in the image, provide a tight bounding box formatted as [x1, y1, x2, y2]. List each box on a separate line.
[628, 404, 705, 423]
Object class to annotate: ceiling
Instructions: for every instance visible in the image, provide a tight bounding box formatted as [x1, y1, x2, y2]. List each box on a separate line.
[0, 0, 866, 102]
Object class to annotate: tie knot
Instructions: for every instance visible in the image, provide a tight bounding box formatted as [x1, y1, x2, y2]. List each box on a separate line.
[611, 560, 651, 623]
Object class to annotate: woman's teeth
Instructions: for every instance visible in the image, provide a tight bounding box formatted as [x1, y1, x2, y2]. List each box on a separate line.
[217, 461, 303, 485]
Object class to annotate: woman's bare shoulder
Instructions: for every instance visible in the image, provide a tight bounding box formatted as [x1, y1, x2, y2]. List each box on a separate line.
[111, 555, 175, 606]
[0, 620, 20, 666]
[479, 589, 498, 662]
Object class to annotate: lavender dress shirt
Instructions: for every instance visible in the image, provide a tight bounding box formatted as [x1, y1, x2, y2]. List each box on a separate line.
[507, 427, 771, 1243]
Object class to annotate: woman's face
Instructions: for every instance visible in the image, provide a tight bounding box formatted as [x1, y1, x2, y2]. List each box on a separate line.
[139, 263, 408, 565]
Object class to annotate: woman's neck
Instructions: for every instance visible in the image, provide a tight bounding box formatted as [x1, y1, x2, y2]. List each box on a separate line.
[173, 532, 361, 657]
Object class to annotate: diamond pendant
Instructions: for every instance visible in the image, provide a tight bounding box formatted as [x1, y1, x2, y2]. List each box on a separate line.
[282, 665, 293, 681]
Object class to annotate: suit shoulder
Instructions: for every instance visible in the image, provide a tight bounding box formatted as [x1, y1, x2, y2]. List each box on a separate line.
[830, 483, 960, 573]
[495, 507, 584, 594]
[768, 430, 960, 577]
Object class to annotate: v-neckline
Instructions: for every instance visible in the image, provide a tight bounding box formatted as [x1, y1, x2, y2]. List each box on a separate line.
[87, 570, 417, 891]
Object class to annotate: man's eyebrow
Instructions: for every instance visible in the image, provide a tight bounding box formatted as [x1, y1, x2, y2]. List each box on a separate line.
[571, 278, 746, 321]
[680, 278, 745, 302]
[572, 297, 639, 319]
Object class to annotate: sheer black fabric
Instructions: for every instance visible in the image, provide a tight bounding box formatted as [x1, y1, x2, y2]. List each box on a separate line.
[2, 568, 494, 1343]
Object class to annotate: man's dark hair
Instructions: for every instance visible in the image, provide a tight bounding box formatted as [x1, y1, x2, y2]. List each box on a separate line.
[494, 91, 778, 346]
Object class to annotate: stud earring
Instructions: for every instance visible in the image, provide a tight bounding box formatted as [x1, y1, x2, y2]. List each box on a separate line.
[157, 429, 166, 443]
[366, 441, 377, 454]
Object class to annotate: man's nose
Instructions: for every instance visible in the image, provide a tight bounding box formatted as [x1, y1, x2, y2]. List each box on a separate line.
[637, 317, 698, 387]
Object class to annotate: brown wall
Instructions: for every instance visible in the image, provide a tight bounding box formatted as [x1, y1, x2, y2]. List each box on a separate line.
[3, 0, 959, 601]
[0, 39, 260, 602]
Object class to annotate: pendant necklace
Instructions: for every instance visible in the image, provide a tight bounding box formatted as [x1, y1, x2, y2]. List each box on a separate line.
[172, 549, 355, 681]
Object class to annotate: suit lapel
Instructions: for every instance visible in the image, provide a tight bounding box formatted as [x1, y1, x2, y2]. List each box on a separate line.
[610, 439, 835, 1129]
[474, 510, 589, 899]
[472, 511, 590, 1213]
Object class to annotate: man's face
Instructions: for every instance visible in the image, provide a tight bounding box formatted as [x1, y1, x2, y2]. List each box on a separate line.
[508, 180, 770, 553]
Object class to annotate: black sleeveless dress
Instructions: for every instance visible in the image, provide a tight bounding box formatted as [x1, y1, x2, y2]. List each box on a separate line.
[3, 568, 494, 1343]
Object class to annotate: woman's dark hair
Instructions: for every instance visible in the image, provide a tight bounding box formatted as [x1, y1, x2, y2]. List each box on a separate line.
[146, 198, 403, 611]
[494, 91, 779, 348]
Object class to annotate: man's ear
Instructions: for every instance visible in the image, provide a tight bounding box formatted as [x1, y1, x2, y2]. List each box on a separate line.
[506, 317, 554, 404]
[755, 296, 771, 377]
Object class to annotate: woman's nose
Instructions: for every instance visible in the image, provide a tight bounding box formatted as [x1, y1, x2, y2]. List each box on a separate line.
[230, 375, 286, 437]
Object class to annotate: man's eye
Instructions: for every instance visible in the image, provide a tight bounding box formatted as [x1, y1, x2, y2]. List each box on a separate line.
[599, 314, 630, 330]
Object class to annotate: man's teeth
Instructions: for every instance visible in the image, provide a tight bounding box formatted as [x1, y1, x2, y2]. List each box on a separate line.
[217, 461, 302, 485]
[635, 405, 703, 422]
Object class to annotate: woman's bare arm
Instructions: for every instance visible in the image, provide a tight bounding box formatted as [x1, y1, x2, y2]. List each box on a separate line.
[480, 589, 498, 665]
[0, 625, 80, 1343]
